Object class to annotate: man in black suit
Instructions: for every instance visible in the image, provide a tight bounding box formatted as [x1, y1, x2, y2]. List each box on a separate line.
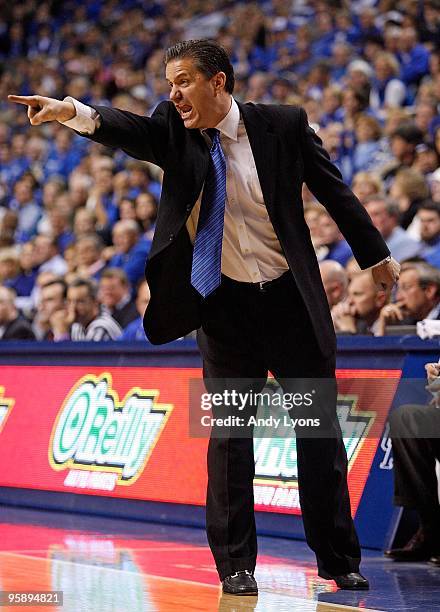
[98, 268, 138, 329]
[9, 39, 400, 593]
[0, 286, 35, 340]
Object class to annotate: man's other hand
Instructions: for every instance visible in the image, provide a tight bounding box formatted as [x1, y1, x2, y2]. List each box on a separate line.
[372, 256, 400, 291]
[8, 94, 76, 125]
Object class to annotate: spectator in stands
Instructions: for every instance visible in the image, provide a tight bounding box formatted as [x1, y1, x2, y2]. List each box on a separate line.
[377, 262, 440, 335]
[317, 210, 353, 266]
[331, 271, 389, 335]
[34, 278, 67, 340]
[351, 171, 383, 205]
[398, 27, 430, 88]
[385, 360, 440, 565]
[370, 52, 406, 111]
[319, 260, 348, 308]
[47, 203, 74, 255]
[33, 234, 67, 276]
[135, 192, 157, 241]
[10, 178, 41, 243]
[75, 234, 106, 280]
[382, 124, 424, 183]
[51, 278, 121, 341]
[0, 286, 34, 340]
[98, 268, 138, 329]
[390, 168, 431, 231]
[118, 280, 151, 341]
[86, 166, 119, 231]
[413, 143, 439, 177]
[364, 196, 421, 262]
[352, 114, 385, 173]
[107, 219, 151, 287]
[417, 201, 440, 257]
[73, 208, 97, 238]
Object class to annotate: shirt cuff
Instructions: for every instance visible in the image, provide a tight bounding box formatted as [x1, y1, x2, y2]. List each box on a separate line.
[60, 96, 99, 134]
[364, 255, 392, 271]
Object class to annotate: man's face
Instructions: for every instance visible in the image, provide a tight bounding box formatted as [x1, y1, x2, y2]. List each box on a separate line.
[112, 228, 137, 254]
[365, 201, 395, 237]
[66, 286, 96, 326]
[418, 209, 440, 242]
[348, 274, 383, 319]
[39, 284, 65, 318]
[396, 269, 436, 318]
[318, 214, 340, 245]
[76, 240, 100, 266]
[34, 237, 54, 265]
[165, 58, 220, 129]
[98, 278, 126, 308]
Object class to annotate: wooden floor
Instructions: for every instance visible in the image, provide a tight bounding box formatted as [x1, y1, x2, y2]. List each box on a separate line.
[0, 549, 381, 612]
[2, 507, 439, 611]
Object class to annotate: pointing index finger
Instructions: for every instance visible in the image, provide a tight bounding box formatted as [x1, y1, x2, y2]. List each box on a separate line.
[8, 95, 40, 107]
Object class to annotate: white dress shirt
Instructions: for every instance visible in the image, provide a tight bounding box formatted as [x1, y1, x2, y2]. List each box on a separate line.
[62, 96, 288, 283]
[62, 97, 387, 281]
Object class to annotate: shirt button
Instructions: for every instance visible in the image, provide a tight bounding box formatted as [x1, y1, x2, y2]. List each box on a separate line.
[186, 204, 192, 212]
[169, 233, 175, 241]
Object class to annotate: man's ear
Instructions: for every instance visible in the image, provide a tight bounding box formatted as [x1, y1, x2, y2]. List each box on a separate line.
[213, 72, 227, 94]
[425, 283, 438, 301]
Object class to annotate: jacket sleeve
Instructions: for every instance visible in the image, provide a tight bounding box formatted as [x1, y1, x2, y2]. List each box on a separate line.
[298, 107, 390, 269]
[85, 100, 171, 169]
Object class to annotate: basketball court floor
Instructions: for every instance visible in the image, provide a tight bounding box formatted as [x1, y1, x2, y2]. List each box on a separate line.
[0, 506, 438, 611]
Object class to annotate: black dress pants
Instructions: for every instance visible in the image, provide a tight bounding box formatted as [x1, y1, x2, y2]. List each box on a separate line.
[196, 271, 361, 580]
[389, 403, 440, 512]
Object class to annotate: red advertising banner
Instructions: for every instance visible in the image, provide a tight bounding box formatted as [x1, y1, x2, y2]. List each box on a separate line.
[0, 366, 401, 516]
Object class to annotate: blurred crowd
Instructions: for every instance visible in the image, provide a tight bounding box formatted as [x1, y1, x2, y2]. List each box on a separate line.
[0, 0, 439, 340]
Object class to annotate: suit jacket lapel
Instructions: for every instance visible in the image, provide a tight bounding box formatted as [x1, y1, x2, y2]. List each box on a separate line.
[238, 101, 277, 218]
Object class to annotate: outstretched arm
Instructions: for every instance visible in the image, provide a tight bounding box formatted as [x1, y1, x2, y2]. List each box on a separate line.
[8, 94, 170, 168]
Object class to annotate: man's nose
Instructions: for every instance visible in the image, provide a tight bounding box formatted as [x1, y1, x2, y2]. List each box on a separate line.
[170, 85, 181, 102]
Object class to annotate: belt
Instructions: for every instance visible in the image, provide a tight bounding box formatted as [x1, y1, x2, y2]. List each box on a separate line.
[221, 270, 291, 292]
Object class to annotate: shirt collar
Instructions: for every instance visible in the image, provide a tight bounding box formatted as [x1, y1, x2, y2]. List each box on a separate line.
[213, 98, 239, 142]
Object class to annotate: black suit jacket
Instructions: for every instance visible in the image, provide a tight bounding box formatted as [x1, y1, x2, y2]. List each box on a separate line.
[88, 100, 390, 356]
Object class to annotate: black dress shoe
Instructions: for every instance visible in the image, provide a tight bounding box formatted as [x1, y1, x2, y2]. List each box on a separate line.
[318, 570, 369, 590]
[385, 528, 438, 562]
[222, 570, 258, 595]
[428, 556, 440, 566]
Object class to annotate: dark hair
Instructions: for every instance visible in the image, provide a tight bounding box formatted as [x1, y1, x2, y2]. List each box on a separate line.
[68, 278, 97, 300]
[41, 278, 67, 299]
[418, 199, 440, 217]
[391, 123, 424, 145]
[164, 39, 235, 94]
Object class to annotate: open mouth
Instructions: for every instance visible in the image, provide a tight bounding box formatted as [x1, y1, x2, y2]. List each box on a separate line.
[178, 105, 192, 120]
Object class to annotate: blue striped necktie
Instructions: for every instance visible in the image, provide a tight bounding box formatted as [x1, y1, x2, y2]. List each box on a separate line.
[191, 128, 227, 298]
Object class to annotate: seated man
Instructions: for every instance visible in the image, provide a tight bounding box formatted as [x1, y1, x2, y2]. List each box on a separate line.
[98, 268, 138, 329]
[331, 270, 389, 335]
[319, 260, 348, 308]
[34, 278, 67, 340]
[377, 262, 440, 335]
[108, 219, 151, 287]
[118, 280, 151, 341]
[364, 196, 421, 263]
[317, 209, 353, 266]
[386, 361, 440, 565]
[51, 278, 121, 341]
[0, 286, 35, 340]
